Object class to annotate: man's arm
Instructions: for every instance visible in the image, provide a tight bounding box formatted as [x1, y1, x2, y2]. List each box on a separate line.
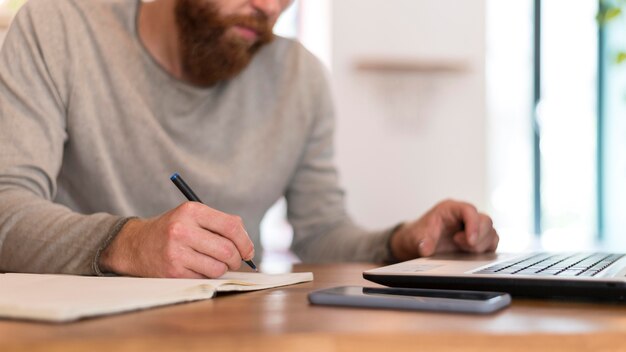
[285, 55, 397, 263]
[0, 4, 131, 274]
[286, 51, 498, 263]
[0, 4, 255, 277]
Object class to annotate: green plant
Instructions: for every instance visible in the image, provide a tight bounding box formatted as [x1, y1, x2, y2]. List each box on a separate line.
[598, 0, 626, 63]
[5, 0, 25, 12]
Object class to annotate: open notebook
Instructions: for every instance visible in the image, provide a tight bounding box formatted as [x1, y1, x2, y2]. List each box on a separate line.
[0, 271, 313, 322]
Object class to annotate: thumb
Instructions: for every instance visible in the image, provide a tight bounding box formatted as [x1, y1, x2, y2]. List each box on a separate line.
[417, 236, 436, 257]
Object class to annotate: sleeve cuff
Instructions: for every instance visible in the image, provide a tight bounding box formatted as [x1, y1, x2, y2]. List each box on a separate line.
[92, 216, 136, 276]
[381, 222, 405, 264]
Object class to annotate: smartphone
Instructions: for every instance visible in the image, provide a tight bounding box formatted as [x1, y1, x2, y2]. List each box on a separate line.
[308, 286, 511, 314]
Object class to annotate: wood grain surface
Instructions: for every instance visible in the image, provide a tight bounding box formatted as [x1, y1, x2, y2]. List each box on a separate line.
[1, 263, 625, 352]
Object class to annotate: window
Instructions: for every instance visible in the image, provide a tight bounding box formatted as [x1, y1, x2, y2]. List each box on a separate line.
[487, 0, 534, 250]
[488, 0, 626, 251]
[539, 0, 598, 250]
[601, 1, 626, 250]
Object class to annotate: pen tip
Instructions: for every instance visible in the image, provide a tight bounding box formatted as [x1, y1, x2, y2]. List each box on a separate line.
[170, 172, 180, 181]
[245, 260, 258, 272]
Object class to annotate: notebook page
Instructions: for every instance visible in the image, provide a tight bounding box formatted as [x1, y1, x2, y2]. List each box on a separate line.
[0, 271, 313, 322]
[213, 272, 314, 291]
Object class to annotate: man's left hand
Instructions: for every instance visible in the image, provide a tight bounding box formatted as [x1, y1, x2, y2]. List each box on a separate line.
[389, 199, 499, 261]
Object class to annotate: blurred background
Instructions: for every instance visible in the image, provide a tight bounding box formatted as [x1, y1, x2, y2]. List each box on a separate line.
[2, 0, 626, 267]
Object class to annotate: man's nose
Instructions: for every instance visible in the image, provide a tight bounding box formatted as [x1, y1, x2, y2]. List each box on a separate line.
[250, 0, 282, 20]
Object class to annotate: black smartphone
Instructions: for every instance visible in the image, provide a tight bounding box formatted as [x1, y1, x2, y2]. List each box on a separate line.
[308, 286, 511, 314]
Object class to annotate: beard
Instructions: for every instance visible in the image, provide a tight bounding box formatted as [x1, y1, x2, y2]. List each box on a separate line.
[175, 0, 275, 87]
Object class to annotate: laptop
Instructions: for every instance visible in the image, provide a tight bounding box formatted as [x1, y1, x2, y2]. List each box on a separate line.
[363, 252, 626, 301]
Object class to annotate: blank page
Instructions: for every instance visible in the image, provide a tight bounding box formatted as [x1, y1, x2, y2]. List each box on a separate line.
[0, 271, 313, 322]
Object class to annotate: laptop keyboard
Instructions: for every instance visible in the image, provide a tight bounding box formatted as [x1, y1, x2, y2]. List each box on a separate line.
[474, 253, 624, 277]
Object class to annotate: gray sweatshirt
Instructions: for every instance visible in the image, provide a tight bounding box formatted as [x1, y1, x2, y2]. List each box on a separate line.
[0, 0, 395, 275]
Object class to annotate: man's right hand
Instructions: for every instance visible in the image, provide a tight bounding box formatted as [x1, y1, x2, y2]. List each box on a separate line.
[98, 202, 255, 278]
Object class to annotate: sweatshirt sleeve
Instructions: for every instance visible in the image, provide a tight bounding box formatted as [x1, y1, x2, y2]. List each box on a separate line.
[0, 2, 126, 275]
[285, 53, 399, 264]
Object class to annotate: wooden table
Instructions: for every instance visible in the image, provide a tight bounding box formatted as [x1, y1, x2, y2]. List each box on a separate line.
[1, 263, 626, 352]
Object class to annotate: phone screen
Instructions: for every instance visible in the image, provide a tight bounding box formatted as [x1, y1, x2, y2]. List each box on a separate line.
[308, 286, 511, 314]
[361, 287, 503, 301]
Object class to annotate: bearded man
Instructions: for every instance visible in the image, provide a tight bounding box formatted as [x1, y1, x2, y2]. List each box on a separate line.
[0, 0, 499, 278]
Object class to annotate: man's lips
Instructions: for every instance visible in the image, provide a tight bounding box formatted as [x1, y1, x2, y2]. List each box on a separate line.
[232, 25, 260, 41]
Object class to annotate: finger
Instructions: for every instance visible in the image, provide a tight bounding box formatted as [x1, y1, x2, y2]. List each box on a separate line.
[198, 211, 254, 260]
[471, 216, 498, 253]
[184, 251, 229, 279]
[487, 230, 499, 252]
[476, 214, 495, 245]
[162, 265, 208, 279]
[186, 228, 242, 271]
[447, 201, 481, 246]
[178, 268, 208, 279]
[456, 214, 495, 250]
[471, 229, 498, 253]
[452, 231, 473, 252]
[417, 236, 435, 257]
[177, 203, 255, 260]
[453, 227, 498, 253]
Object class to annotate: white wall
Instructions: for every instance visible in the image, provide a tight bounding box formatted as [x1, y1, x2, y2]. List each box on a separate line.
[330, 0, 488, 229]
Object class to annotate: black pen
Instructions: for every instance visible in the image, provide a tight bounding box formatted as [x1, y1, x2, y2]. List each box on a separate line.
[170, 172, 258, 272]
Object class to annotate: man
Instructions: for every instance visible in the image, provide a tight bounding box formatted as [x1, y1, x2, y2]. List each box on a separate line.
[0, 0, 499, 278]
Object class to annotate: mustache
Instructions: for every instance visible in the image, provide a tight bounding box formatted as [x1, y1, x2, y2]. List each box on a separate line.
[176, 0, 273, 39]
[186, 13, 274, 46]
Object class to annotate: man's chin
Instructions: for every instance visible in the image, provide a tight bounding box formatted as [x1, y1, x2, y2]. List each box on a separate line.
[183, 52, 253, 87]
[180, 32, 273, 87]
